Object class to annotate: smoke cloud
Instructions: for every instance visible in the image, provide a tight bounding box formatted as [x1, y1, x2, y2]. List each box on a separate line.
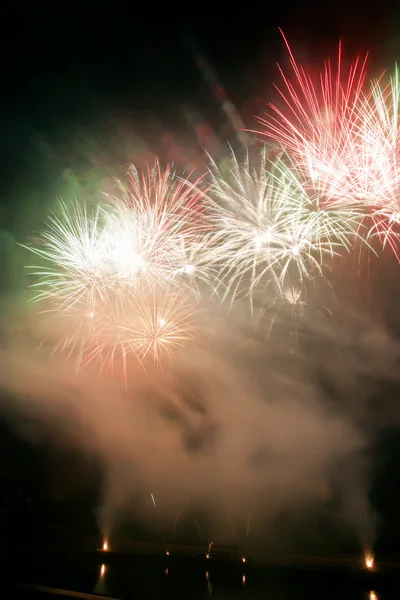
[1, 284, 397, 553]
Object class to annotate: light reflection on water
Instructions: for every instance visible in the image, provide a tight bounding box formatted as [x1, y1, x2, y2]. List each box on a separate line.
[16, 558, 396, 600]
[205, 570, 212, 596]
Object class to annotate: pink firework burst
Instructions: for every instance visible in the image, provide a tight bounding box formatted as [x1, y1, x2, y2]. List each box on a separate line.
[260, 31, 400, 257]
[260, 29, 368, 193]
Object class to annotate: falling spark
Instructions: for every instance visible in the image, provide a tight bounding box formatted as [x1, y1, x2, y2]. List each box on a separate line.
[242, 557, 246, 563]
[227, 514, 237, 535]
[370, 592, 377, 600]
[100, 564, 106, 577]
[165, 550, 170, 556]
[151, 493, 164, 541]
[172, 508, 181, 538]
[165, 568, 169, 576]
[242, 574, 246, 586]
[102, 540, 108, 551]
[283, 285, 304, 305]
[192, 514, 203, 541]
[245, 513, 252, 542]
[206, 571, 212, 596]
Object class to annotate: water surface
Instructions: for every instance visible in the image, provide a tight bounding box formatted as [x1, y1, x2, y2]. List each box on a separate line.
[13, 553, 399, 600]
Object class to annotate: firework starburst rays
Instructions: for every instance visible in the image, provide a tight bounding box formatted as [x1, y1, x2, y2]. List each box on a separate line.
[24, 163, 214, 308]
[121, 291, 200, 366]
[23, 200, 116, 312]
[259, 31, 369, 192]
[351, 66, 400, 252]
[22, 147, 374, 380]
[107, 161, 215, 293]
[41, 289, 199, 376]
[259, 33, 400, 259]
[206, 147, 365, 304]
[22, 162, 215, 378]
[19, 34, 400, 389]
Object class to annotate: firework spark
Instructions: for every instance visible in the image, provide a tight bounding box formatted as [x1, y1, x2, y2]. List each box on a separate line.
[282, 285, 304, 305]
[22, 163, 209, 377]
[259, 31, 368, 198]
[38, 289, 199, 376]
[108, 161, 214, 293]
[355, 66, 400, 252]
[23, 200, 113, 311]
[24, 162, 213, 313]
[260, 32, 400, 257]
[23, 144, 369, 380]
[206, 146, 365, 304]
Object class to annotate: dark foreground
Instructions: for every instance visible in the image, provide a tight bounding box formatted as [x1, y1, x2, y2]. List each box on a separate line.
[2, 544, 400, 599]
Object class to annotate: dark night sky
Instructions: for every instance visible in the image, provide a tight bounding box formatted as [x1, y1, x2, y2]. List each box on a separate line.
[2, 2, 400, 553]
[0, 5, 396, 150]
[0, 3, 396, 229]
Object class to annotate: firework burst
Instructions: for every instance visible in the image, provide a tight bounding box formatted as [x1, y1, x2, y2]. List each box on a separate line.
[22, 200, 114, 312]
[24, 162, 213, 313]
[259, 33, 400, 257]
[259, 30, 368, 194]
[37, 288, 199, 377]
[22, 162, 212, 377]
[101, 160, 214, 293]
[354, 66, 400, 253]
[206, 146, 365, 305]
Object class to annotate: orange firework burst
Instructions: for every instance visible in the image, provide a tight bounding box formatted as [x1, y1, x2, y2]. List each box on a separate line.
[42, 288, 199, 378]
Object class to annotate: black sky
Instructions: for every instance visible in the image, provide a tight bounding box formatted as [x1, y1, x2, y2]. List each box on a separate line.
[1, 5, 395, 127]
[0, 4, 395, 213]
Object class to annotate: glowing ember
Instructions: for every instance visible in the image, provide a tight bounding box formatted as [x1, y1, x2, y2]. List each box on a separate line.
[102, 540, 108, 551]
[205, 553, 210, 559]
[370, 592, 377, 600]
[242, 557, 246, 563]
[165, 550, 170, 556]
[365, 554, 374, 570]
[100, 564, 106, 577]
